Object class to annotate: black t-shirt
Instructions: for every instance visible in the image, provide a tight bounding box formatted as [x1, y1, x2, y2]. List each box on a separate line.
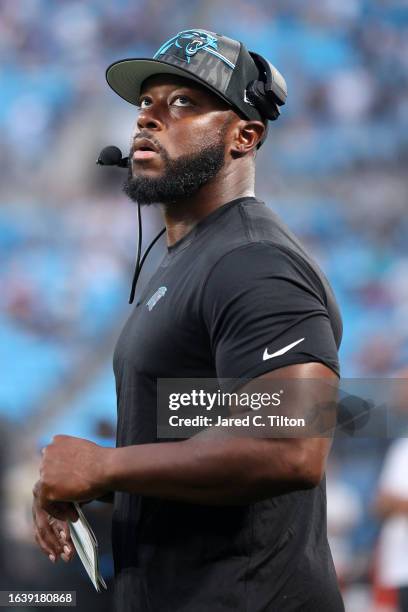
[112, 197, 344, 611]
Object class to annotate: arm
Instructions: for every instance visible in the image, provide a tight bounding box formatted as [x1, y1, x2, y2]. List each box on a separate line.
[38, 246, 340, 508]
[103, 362, 336, 504]
[37, 362, 337, 508]
[375, 492, 408, 519]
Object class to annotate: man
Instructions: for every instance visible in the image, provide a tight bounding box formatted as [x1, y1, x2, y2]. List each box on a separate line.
[376, 438, 408, 610]
[375, 370, 408, 611]
[32, 29, 344, 611]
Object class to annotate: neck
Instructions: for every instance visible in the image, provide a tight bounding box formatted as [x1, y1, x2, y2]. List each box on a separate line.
[162, 159, 255, 247]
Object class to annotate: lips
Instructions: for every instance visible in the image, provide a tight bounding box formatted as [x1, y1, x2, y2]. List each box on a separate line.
[133, 138, 160, 160]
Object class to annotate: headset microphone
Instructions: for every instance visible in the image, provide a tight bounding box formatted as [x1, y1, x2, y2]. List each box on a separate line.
[96, 145, 129, 168]
[96, 145, 165, 305]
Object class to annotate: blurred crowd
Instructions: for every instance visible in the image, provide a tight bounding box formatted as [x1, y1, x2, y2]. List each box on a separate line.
[1, 1, 408, 610]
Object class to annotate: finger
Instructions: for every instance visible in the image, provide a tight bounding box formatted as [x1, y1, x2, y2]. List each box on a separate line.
[32, 497, 64, 561]
[59, 529, 75, 556]
[58, 520, 77, 563]
[39, 520, 64, 557]
[51, 520, 72, 544]
[33, 497, 77, 560]
[50, 522, 75, 559]
[35, 512, 65, 558]
[62, 544, 75, 562]
[47, 514, 57, 527]
[34, 526, 61, 562]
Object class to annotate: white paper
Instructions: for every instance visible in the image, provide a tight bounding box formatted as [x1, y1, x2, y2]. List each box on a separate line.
[68, 503, 107, 592]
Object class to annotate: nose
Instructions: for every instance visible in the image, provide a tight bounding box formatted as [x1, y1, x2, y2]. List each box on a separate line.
[136, 107, 162, 131]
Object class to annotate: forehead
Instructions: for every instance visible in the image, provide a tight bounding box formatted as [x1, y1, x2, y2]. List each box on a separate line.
[141, 73, 206, 93]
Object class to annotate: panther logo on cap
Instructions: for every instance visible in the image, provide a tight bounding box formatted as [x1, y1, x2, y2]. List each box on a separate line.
[154, 29, 235, 69]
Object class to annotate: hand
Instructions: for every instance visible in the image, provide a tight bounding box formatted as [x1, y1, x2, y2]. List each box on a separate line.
[38, 435, 110, 506]
[32, 480, 77, 564]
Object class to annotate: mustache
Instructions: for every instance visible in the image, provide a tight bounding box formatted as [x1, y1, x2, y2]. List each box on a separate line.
[130, 133, 166, 158]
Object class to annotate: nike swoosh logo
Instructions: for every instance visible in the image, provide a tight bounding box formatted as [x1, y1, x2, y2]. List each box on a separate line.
[263, 338, 305, 361]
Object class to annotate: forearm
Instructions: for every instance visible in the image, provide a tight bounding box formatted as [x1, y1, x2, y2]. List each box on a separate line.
[376, 493, 408, 518]
[36, 368, 335, 506]
[104, 435, 321, 505]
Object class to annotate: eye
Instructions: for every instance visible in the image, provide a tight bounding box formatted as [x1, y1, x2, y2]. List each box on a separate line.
[138, 97, 152, 109]
[171, 95, 193, 107]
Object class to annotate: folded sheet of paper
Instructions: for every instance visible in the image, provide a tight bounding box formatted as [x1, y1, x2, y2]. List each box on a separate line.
[68, 502, 107, 592]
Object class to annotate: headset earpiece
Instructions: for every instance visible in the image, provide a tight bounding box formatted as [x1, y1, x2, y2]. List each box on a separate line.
[246, 52, 287, 122]
[246, 80, 280, 121]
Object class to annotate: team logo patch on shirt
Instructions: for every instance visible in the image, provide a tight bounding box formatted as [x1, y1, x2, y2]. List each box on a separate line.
[146, 286, 167, 311]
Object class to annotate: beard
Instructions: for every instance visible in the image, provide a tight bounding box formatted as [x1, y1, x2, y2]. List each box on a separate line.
[123, 139, 226, 205]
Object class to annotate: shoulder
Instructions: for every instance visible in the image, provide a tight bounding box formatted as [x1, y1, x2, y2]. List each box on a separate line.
[203, 199, 329, 294]
[201, 240, 342, 351]
[204, 241, 326, 301]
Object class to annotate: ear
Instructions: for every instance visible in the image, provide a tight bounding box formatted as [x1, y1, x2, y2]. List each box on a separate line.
[230, 120, 266, 157]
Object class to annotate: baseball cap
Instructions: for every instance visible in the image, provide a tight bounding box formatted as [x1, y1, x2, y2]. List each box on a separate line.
[106, 28, 286, 128]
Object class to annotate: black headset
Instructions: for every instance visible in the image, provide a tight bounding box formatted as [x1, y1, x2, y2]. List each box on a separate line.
[246, 51, 287, 121]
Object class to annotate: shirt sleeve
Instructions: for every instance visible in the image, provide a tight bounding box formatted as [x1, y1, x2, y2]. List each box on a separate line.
[202, 242, 340, 384]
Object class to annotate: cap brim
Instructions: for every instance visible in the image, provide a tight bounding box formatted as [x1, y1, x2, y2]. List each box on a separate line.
[106, 58, 234, 109]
